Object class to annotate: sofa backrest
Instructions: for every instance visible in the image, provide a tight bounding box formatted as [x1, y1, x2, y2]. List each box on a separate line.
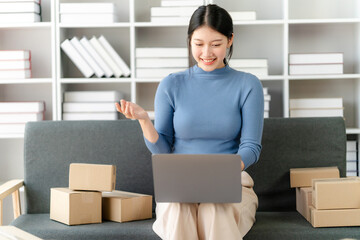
[24, 120, 153, 214]
[24, 117, 346, 214]
[247, 117, 346, 212]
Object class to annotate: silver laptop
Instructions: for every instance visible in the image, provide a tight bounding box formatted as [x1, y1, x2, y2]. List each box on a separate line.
[152, 154, 242, 203]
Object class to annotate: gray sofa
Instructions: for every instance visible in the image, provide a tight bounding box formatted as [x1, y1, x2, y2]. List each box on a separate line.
[4, 117, 357, 239]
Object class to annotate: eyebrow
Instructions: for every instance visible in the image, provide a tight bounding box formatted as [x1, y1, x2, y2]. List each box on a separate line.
[193, 38, 223, 42]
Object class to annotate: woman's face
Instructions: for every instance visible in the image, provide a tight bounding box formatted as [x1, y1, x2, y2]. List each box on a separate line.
[191, 25, 233, 72]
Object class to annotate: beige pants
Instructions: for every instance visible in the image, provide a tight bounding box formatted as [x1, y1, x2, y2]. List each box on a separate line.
[152, 171, 258, 240]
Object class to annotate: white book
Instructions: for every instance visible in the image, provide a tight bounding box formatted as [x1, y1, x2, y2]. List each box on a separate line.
[263, 87, 268, 95]
[0, 0, 40, 2]
[346, 171, 357, 177]
[233, 67, 268, 76]
[63, 112, 118, 120]
[61, 39, 94, 78]
[289, 64, 343, 75]
[264, 94, 271, 101]
[90, 36, 122, 78]
[60, 3, 115, 14]
[289, 98, 343, 109]
[347, 141, 357, 152]
[289, 108, 344, 118]
[98, 35, 131, 77]
[289, 53, 344, 64]
[80, 37, 113, 78]
[264, 101, 270, 111]
[0, 69, 31, 78]
[64, 91, 123, 102]
[151, 16, 190, 23]
[0, 13, 40, 23]
[63, 102, 117, 113]
[136, 48, 188, 58]
[229, 59, 268, 68]
[346, 152, 357, 161]
[151, 6, 198, 17]
[70, 37, 105, 78]
[161, 0, 204, 7]
[264, 111, 269, 118]
[0, 60, 30, 70]
[0, 50, 30, 61]
[136, 68, 187, 78]
[347, 161, 357, 171]
[60, 13, 117, 24]
[0, 2, 40, 13]
[0, 123, 26, 134]
[136, 58, 188, 68]
[0, 112, 43, 123]
[229, 11, 256, 21]
[0, 101, 45, 113]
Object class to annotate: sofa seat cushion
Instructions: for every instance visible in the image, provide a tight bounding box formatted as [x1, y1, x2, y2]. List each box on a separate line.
[245, 211, 360, 240]
[11, 214, 160, 240]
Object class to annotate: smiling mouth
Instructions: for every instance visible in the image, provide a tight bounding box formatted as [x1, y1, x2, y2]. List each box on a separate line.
[201, 58, 216, 65]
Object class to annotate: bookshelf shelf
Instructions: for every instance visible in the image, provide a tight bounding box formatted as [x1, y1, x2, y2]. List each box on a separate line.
[60, 78, 132, 84]
[288, 74, 360, 80]
[0, 22, 52, 29]
[288, 19, 360, 24]
[59, 23, 131, 28]
[0, 134, 24, 139]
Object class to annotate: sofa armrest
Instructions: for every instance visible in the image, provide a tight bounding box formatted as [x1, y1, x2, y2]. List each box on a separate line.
[0, 179, 24, 225]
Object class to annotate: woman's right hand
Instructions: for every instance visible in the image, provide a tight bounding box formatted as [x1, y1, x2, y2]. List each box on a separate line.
[115, 99, 149, 120]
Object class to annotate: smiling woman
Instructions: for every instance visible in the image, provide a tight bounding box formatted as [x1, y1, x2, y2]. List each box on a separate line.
[115, 4, 264, 240]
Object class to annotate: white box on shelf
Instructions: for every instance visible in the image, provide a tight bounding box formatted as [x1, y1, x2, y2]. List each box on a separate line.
[289, 108, 344, 118]
[0, 69, 31, 78]
[289, 64, 343, 75]
[161, 0, 204, 7]
[0, 2, 40, 13]
[0, 101, 44, 113]
[0, 13, 40, 23]
[60, 3, 115, 14]
[60, 13, 117, 24]
[64, 91, 123, 103]
[136, 48, 188, 58]
[136, 68, 187, 78]
[289, 53, 344, 64]
[0, 50, 30, 61]
[63, 102, 117, 113]
[151, 16, 190, 23]
[136, 58, 188, 68]
[0, 60, 31, 70]
[151, 6, 197, 17]
[289, 98, 343, 109]
[63, 112, 118, 120]
[229, 11, 256, 21]
[0, 112, 43, 123]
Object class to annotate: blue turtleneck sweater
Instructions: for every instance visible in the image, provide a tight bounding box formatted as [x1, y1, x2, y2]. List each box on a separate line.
[144, 64, 264, 170]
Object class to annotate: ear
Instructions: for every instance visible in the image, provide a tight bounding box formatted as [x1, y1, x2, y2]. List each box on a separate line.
[227, 33, 234, 48]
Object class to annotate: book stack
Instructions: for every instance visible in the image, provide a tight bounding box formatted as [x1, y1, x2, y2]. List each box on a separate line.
[0, 0, 41, 23]
[289, 53, 344, 75]
[263, 88, 271, 118]
[60, 2, 117, 24]
[0, 101, 45, 134]
[61, 35, 130, 78]
[230, 59, 268, 77]
[228, 11, 256, 21]
[346, 140, 358, 177]
[289, 98, 344, 118]
[50, 163, 152, 226]
[0, 50, 31, 79]
[136, 48, 188, 78]
[62, 91, 123, 120]
[151, 0, 204, 24]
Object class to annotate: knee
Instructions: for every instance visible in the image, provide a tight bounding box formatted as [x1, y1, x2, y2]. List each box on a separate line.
[198, 203, 228, 216]
[158, 202, 197, 216]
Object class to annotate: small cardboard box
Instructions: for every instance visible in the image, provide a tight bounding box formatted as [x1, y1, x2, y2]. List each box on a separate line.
[69, 163, 116, 192]
[296, 187, 312, 222]
[50, 188, 102, 225]
[290, 166, 339, 188]
[310, 206, 360, 227]
[102, 190, 153, 223]
[0, 226, 43, 239]
[312, 177, 360, 210]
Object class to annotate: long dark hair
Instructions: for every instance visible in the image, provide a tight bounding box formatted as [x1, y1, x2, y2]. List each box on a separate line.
[187, 4, 234, 67]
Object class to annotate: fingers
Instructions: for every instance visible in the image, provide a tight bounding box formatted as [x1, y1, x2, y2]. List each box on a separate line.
[115, 102, 122, 113]
[116, 99, 135, 119]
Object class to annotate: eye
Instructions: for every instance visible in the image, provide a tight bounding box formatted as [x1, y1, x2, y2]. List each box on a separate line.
[212, 44, 221, 47]
[194, 43, 203, 46]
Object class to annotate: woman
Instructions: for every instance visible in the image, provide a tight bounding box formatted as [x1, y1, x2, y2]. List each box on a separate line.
[115, 4, 264, 240]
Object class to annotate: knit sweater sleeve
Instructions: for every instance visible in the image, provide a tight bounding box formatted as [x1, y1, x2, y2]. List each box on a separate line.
[237, 73, 264, 170]
[144, 75, 175, 153]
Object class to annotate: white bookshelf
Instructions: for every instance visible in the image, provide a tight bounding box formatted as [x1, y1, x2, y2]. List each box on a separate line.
[1, 0, 360, 223]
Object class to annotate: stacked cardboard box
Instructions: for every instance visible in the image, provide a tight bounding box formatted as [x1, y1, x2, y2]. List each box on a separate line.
[291, 167, 360, 227]
[290, 167, 340, 223]
[50, 163, 152, 225]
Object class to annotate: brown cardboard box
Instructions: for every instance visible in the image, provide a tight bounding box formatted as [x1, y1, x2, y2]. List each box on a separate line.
[312, 177, 360, 210]
[102, 190, 153, 223]
[50, 188, 102, 225]
[290, 166, 339, 188]
[296, 187, 312, 221]
[0, 226, 43, 239]
[69, 163, 116, 192]
[310, 206, 360, 227]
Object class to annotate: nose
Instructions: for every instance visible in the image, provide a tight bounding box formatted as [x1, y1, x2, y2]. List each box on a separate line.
[202, 45, 212, 57]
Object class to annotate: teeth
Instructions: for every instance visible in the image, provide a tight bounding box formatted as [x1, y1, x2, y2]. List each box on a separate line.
[203, 59, 214, 62]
